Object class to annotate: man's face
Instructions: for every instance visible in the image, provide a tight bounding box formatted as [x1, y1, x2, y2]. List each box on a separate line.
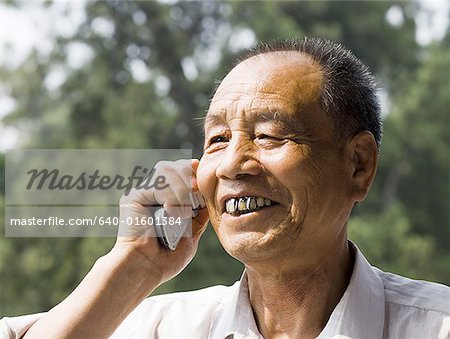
[197, 52, 354, 265]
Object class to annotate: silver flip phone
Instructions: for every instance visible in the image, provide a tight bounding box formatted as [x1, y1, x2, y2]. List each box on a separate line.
[154, 192, 206, 250]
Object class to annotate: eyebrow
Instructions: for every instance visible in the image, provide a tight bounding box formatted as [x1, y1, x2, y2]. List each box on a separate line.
[203, 109, 307, 136]
[203, 112, 226, 131]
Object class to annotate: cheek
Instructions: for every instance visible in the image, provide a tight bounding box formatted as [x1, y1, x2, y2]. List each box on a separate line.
[261, 154, 308, 219]
[264, 149, 328, 220]
[298, 152, 351, 223]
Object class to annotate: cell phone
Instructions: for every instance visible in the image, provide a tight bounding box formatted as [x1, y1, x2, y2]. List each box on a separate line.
[154, 192, 206, 250]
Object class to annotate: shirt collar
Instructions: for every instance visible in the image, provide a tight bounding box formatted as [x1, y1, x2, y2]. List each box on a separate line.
[317, 242, 385, 338]
[212, 242, 385, 339]
[211, 270, 263, 339]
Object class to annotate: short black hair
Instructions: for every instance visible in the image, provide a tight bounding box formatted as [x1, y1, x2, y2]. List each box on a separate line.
[238, 37, 383, 149]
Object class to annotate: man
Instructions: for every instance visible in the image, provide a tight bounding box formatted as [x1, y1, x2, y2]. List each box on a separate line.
[2, 38, 449, 339]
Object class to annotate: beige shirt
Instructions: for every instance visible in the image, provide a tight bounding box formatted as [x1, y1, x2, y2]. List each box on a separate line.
[1, 244, 449, 339]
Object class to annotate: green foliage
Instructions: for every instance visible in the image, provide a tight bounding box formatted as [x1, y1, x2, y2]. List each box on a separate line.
[363, 41, 450, 262]
[349, 203, 439, 282]
[229, 1, 420, 94]
[1, 0, 448, 317]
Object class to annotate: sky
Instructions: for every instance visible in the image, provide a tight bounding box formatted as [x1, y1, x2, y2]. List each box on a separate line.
[1, 0, 449, 151]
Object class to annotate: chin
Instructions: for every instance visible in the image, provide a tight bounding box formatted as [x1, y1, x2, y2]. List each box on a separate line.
[218, 229, 283, 263]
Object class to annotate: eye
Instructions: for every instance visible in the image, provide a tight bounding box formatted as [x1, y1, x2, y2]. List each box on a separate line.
[256, 134, 280, 140]
[209, 135, 228, 144]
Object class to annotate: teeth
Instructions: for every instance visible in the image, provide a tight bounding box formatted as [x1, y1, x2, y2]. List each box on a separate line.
[256, 197, 265, 207]
[238, 198, 246, 211]
[249, 198, 257, 210]
[225, 196, 274, 215]
[226, 199, 236, 213]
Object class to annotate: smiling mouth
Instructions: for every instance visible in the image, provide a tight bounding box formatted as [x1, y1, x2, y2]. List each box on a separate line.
[225, 196, 276, 215]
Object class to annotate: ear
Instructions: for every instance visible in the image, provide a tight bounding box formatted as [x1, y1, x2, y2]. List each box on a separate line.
[347, 131, 378, 203]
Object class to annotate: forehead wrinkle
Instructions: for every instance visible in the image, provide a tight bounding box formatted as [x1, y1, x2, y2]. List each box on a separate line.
[206, 53, 324, 136]
[212, 54, 323, 102]
[243, 53, 324, 105]
[210, 80, 299, 114]
[213, 78, 259, 98]
[252, 90, 298, 105]
[253, 78, 303, 106]
[212, 66, 322, 115]
[214, 77, 299, 106]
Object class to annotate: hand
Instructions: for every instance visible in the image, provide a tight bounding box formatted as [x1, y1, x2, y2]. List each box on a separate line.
[23, 159, 209, 339]
[114, 159, 209, 287]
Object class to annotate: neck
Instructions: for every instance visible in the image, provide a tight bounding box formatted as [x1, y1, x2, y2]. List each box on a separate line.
[246, 241, 354, 339]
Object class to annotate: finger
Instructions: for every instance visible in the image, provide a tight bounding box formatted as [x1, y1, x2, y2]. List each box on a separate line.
[154, 159, 193, 217]
[159, 159, 203, 218]
[156, 177, 192, 219]
[117, 210, 159, 238]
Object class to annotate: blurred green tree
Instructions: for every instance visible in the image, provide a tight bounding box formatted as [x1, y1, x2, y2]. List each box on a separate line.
[358, 40, 450, 282]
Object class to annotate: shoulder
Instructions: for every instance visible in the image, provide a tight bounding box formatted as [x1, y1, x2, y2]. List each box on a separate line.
[111, 282, 240, 338]
[373, 269, 450, 338]
[136, 282, 239, 316]
[376, 268, 450, 315]
[149, 283, 237, 304]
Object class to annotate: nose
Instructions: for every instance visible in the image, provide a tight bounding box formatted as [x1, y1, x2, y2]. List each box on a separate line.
[216, 136, 261, 180]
